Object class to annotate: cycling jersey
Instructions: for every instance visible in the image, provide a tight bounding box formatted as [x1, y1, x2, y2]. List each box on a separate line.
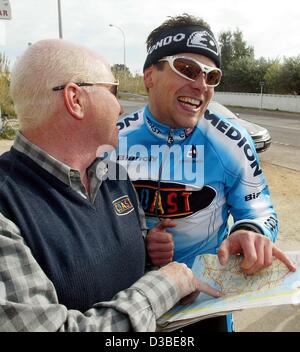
[117, 105, 278, 268]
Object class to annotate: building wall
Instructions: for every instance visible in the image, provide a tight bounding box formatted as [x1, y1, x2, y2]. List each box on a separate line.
[214, 92, 300, 113]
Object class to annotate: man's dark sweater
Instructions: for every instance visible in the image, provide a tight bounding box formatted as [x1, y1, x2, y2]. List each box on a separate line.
[0, 148, 146, 312]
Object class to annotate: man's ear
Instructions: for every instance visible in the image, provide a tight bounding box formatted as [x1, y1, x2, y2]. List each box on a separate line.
[144, 66, 154, 89]
[63, 83, 85, 120]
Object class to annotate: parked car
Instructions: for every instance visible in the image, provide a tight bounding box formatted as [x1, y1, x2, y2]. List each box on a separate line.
[208, 101, 271, 153]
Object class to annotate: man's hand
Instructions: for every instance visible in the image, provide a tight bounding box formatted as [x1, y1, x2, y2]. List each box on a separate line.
[159, 262, 221, 305]
[146, 219, 176, 267]
[218, 230, 297, 274]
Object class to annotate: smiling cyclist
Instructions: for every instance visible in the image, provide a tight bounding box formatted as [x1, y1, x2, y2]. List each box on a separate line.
[117, 14, 296, 332]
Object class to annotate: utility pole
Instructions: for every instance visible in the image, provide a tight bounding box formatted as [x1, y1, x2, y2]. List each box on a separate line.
[109, 24, 126, 68]
[259, 81, 265, 110]
[57, 0, 63, 39]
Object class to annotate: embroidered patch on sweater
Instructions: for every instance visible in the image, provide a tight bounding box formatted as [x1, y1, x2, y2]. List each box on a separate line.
[113, 195, 134, 216]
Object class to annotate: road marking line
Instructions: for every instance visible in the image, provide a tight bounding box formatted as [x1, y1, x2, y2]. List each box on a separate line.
[273, 141, 291, 146]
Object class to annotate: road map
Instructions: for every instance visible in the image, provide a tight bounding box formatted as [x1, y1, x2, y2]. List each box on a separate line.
[157, 251, 300, 332]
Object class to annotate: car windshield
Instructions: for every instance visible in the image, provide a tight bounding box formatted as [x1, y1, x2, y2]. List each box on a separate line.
[208, 101, 238, 120]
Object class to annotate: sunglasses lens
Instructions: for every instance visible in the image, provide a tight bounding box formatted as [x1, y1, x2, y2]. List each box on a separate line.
[207, 69, 221, 86]
[173, 58, 221, 86]
[173, 58, 201, 80]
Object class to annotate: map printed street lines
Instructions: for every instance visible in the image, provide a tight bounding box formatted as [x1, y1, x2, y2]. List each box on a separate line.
[199, 255, 290, 295]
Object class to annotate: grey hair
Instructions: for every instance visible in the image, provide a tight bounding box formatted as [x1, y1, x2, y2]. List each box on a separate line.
[10, 39, 113, 131]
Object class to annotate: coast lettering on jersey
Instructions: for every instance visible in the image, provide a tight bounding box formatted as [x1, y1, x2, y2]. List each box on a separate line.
[133, 180, 216, 218]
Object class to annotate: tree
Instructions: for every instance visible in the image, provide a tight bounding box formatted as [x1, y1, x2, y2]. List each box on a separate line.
[0, 52, 15, 117]
[219, 31, 233, 71]
[279, 56, 300, 95]
[110, 64, 146, 94]
[217, 29, 255, 92]
[219, 29, 253, 65]
[232, 29, 254, 60]
[264, 61, 282, 94]
[111, 64, 131, 77]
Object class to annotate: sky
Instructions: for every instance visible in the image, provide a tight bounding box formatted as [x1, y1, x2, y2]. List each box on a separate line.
[0, 0, 300, 74]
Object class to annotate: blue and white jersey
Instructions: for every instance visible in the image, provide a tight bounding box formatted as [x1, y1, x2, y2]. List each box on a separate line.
[117, 105, 278, 268]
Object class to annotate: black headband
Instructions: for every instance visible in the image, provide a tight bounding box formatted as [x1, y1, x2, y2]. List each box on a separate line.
[143, 25, 221, 71]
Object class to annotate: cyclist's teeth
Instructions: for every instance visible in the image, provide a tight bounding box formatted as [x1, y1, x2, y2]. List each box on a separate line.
[178, 97, 201, 107]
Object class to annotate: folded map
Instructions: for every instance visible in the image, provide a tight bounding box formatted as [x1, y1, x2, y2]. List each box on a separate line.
[157, 251, 300, 332]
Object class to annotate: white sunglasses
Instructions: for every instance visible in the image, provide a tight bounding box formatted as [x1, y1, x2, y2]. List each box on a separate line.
[158, 55, 222, 87]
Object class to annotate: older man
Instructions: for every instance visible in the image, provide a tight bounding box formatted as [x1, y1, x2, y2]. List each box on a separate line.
[0, 39, 219, 332]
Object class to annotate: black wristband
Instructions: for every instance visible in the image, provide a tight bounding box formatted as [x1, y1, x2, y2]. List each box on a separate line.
[230, 223, 261, 235]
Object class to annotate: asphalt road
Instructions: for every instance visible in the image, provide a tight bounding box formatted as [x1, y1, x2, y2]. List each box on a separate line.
[230, 107, 300, 171]
[120, 99, 300, 171]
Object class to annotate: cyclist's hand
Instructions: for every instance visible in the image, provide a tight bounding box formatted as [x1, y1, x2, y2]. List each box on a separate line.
[218, 230, 297, 274]
[146, 219, 176, 267]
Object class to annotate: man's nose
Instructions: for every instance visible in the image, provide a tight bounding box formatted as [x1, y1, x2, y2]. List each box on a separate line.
[190, 72, 208, 91]
[118, 101, 124, 116]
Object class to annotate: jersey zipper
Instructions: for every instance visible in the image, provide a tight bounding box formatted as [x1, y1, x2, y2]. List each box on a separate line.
[154, 128, 174, 219]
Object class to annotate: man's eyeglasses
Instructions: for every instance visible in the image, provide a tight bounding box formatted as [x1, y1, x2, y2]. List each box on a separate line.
[52, 81, 119, 96]
[158, 56, 222, 87]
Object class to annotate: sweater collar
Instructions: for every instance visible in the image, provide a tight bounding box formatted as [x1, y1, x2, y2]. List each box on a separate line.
[13, 132, 107, 203]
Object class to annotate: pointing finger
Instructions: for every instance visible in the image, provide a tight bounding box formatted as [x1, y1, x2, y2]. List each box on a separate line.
[273, 246, 297, 272]
[196, 279, 222, 298]
[218, 240, 230, 266]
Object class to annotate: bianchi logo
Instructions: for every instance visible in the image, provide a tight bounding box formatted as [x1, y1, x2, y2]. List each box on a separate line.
[113, 195, 134, 216]
[187, 30, 220, 55]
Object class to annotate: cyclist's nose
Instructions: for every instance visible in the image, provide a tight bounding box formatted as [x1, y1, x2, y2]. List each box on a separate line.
[190, 72, 208, 91]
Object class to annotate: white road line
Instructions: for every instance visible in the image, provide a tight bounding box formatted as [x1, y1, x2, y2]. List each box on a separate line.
[273, 141, 290, 146]
[273, 141, 300, 148]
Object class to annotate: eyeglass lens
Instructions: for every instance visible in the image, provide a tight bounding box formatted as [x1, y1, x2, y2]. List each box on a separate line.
[110, 84, 118, 96]
[173, 58, 221, 86]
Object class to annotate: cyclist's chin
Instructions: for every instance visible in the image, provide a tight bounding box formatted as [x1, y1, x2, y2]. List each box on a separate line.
[170, 114, 201, 129]
[171, 108, 204, 128]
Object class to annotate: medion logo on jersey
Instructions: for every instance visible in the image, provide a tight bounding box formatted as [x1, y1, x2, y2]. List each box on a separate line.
[133, 180, 216, 219]
[204, 111, 262, 177]
[113, 196, 134, 216]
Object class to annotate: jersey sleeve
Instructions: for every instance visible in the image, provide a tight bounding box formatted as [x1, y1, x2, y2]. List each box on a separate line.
[224, 133, 278, 242]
